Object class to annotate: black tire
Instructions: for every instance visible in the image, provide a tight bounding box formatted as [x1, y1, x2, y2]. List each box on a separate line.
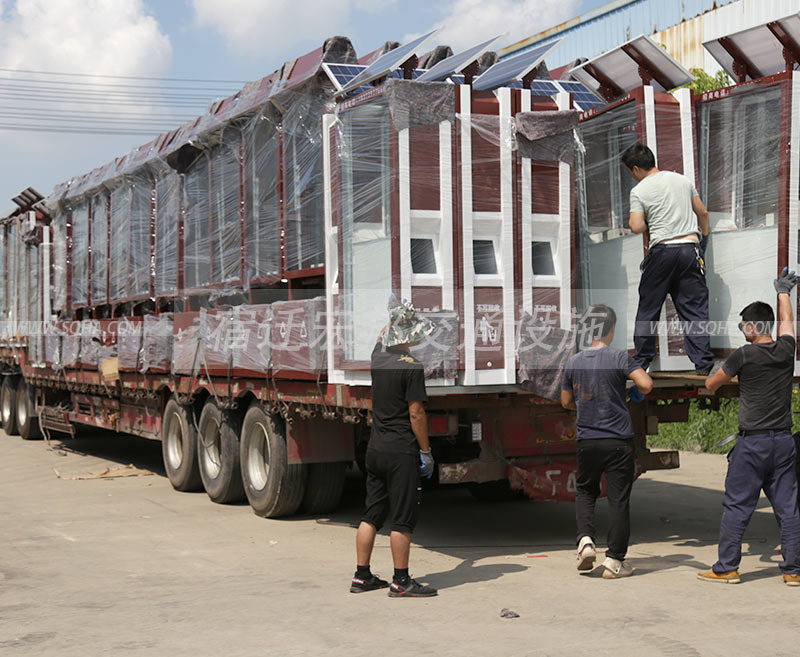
[197, 400, 246, 504]
[15, 379, 41, 440]
[301, 462, 347, 515]
[240, 403, 307, 518]
[468, 480, 529, 503]
[1, 375, 19, 436]
[161, 398, 202, 492]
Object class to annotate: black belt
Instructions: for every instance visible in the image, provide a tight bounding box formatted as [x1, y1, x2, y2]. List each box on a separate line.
[651, 242, 698, 249]
[739, 428, 790, 437]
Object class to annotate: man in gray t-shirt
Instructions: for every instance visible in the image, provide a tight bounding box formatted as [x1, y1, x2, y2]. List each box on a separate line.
[621, 142, 715, 375]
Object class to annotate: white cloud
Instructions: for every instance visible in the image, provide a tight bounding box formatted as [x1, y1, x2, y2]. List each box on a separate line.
[420, 0, 581, 52]
[0, 0, 173, 206]
[191, 0, 396, 57]
[0, 0, 171, 76]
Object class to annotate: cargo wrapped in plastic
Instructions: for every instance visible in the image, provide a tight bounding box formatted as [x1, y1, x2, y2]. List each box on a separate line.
[231, 304, 272, 373]
[199, 308, 232, 375]
[141, 314, 173, 372]
[91, 192, 109, 304]
[271, 297, 326, 376]
[410, 311, 459, 381]
[154, 165, 180, 295]
[79, 319, 101, 367]
[516, 312, 577, 402]
[62, 323, 81, 369]
[45, 322, 63, 371]
[52, 211, 67, 315]
[172, 318, 202, 376]
[71, 201, 89, 306]
[117, 317, 143, 371]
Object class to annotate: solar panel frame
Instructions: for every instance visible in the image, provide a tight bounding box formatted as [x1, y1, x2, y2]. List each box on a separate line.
[336, 30, 438, 96]
[472, 37, 564, 92]
[415, 35, 502, 82]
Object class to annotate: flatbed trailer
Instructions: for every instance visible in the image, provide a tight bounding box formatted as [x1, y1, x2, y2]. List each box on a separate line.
[1, 27, 772, 518]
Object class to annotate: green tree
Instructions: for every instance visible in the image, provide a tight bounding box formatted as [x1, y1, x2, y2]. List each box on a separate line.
[682, 68, 732, 93]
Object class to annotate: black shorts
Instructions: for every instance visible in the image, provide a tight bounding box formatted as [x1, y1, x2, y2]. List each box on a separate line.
[361, 450, 421, 533]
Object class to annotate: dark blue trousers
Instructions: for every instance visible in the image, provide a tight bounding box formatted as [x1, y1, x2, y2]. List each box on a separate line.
[633, 244, 714, 372]
[714, 431, 800, 575]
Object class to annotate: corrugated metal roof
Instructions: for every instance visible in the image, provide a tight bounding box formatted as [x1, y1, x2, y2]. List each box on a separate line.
[500, 0, 739, 68]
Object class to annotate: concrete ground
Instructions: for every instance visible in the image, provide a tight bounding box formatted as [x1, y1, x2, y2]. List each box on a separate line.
[1, 430, 797, 657]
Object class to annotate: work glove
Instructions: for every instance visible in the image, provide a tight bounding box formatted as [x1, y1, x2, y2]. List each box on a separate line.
[628, 386, 645, 403]
[699, 234, 708, 254]
[774, 267, 798, 295]
[419, 450, 435, 479]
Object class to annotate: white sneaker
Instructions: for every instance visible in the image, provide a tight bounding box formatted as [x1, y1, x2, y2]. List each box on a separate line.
[576, 536, 596, 571]
[601, 556, 633, 579]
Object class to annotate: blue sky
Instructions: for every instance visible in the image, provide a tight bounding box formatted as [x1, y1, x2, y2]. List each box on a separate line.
[0, 0, 611, 210]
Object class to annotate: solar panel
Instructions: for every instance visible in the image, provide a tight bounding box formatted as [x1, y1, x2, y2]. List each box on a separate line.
[558, 81, 604, 111]
[416, 35, 502, 82]
[569, 34, 693, 99]
[472, 38, 563, 92]
[323, 63, 429, 96]
[337, 30, 438, 96]
[703, 12, 800, 82]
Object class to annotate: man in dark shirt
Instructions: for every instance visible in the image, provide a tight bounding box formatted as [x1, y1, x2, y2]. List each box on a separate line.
[562, 304, 653, 579]
[701, 269, 800, 586]
[350, 298, 438, 597]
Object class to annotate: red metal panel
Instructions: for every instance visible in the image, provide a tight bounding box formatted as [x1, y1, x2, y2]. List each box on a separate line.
[411, 286, 443, 311]
[654, 93, 683, 175]
[409, 124, 440, 211]
[531, 160, 560, 214]
[471, 126, 501, 213]
[286, 417, 354, 464]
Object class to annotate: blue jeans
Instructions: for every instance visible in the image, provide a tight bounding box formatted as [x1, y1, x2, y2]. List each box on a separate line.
[714, 430, 800, 574]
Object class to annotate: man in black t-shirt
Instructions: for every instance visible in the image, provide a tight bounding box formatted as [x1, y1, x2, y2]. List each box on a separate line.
[562, 304, 653, 579]
[702, 268, 800, 586]
[350, 298, 438, 598]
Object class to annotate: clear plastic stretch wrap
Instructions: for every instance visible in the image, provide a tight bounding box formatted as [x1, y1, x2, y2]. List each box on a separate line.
[409, 311, 459, 381]
[109, 184, 131, 301]
[154, 164, 180, 295]
[244, 109, 280, 281]
[141, 313, 173, 372]
[282, 84, 328, 271]
[45, 322, 63, 371]
[199, 307, 230, 374]
[336, 97, 394, 362]
[128, 173, 152, 298]
[232, 304, 272, 373]
[28, 242, 44, 366]
[117, 316, 142, 371]
[384, 79, 455, 132]
[53, 210, 67, 315]
[576, 102, 640, 351]
[515, 109, 580, 164]
[183, 152, 212, 289]
[271, 297, 326, 376]
[209, 128, 242, 285]
[172, 318, 201, 376]
[517, 311, 577, 402]
[79, 319, 101, 367]
[697, 83, 781, 349]
[7, 221, 21, 337]
[70, 201, 89, 306]
[91, 193, 108, 303]
[62, 322, 81, 368]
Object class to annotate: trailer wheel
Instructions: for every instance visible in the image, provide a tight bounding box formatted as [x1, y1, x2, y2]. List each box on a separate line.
[15, 380, 41, 440]
[1, 375, 19, 436]
[197, 400, 245, 504]
[161, 399, 202, 492]
[240, 403, 307, 518]
[301, 462, 347, 515]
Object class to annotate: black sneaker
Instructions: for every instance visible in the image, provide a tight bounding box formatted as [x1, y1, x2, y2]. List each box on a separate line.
[388, 578, 438, 598]
[350, 573, 389, 593]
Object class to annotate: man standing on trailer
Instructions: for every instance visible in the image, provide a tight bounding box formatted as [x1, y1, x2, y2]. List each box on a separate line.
[700, 268, 800, 586]
[561, 304, 653, 579]
[350, 297, 438, 598]
[622, 142, 715, 375]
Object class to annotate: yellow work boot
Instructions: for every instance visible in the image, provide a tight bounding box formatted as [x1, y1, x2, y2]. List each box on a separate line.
[697, 568, 740, 584]
[783, 573, 800, 587]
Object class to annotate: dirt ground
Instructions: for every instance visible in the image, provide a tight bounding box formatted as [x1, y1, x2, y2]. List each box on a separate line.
[1, 429, 797, 657]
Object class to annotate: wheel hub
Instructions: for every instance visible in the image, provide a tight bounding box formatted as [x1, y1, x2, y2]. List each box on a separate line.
[247, 422, 271, 491]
